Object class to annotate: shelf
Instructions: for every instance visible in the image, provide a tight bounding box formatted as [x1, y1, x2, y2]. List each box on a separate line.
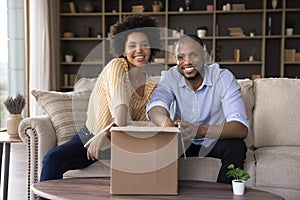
[284, 62, 300, 64]
[121, 12, 166, 16]
[60, 13, 102, 16]
[60, 37, 103, 41]
[215, 9, 263, 14]
[265, 35, 282, 39]
[166, 36, 214, 40]
[216, 36, 263, 40]
[285, 8, 300, 12]
[219, 61, 262, 65]
[61, 85, 74, 90]
[285, 35, 300, 38]
[61, 62, 103, 65]
[266, 9, 283, 12]
[167, 11, 213, 15]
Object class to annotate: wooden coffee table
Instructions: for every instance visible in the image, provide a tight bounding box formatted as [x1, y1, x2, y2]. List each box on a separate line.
[32, 177, 284, 200]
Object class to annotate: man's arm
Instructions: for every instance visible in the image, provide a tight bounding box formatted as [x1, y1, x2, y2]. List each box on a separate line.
[196, 121, 248, 139]
[177, 120, 247, 141]
[148, 106, 174, 127]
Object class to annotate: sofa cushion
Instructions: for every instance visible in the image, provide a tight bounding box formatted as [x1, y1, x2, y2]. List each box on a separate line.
[31, 90, 91, 145]
[253, 78, 300, 147]
[237, 79, 254, 148]
[74, 77, 97, 92]
[255, 146, 300, 190]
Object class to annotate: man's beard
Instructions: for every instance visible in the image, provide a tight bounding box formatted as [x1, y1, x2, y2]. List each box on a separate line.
[184, 70, 201, 80]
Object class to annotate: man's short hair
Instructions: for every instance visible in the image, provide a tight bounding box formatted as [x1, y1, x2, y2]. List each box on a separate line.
[177, 34, 204, 47]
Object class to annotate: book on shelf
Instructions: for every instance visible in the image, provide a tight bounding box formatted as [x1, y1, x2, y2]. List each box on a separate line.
[227, 27, 245, 37]
[284, 49, 296, 62]
[64, 73, 77, 87]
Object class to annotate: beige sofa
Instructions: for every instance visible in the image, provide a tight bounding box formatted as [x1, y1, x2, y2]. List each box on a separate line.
[19, 78, 300, 200]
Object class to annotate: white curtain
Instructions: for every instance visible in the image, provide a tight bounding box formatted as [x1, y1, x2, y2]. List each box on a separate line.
[29, 0, 59, 116]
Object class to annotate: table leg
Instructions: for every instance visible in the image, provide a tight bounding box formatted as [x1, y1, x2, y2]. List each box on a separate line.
[0, 143, 3, 185]
[2, 143, 10, 200]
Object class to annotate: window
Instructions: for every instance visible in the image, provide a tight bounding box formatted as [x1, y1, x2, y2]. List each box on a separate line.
[0, 0, 25, 130]
[0, 0, 8, 130]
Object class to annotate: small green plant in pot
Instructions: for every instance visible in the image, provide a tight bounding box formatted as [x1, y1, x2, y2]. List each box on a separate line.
[226, 164, 250, 195]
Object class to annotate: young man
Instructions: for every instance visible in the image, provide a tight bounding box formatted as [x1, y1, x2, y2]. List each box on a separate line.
[146, 34, 249, 184]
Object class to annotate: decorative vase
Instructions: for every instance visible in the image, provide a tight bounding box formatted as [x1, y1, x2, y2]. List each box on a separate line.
[152, 4, 161, 12]
[65, 55, 73, 62]
[286, 28, 293, 36]
[7, 114, 22, 137]
[197, 29, 206, 38]
[272, 0, 278, 9]
[185, 0, 191, 11]
[232, 180, 245, 195]
[83, 2, 95, 13]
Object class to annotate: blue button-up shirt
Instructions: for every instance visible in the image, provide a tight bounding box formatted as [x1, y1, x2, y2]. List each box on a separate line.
[146, 63, 249, 147]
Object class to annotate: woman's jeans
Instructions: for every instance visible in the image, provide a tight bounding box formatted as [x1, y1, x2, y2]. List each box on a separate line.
[38, 125, 110, 200]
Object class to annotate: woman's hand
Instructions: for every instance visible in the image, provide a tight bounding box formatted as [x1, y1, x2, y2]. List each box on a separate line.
[87, 131, 111, 161]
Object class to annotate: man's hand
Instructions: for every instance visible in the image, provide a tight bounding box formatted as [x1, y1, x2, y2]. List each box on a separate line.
[87, 131, 110, 161]
[175, 120, 199, 140]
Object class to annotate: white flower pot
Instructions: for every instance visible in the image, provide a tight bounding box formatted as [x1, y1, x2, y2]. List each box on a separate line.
[197, 29, 207, 38]
[286, 28, 293, 36]
[65, 55, 74, 62]
[232, 180, 245, 195]
[7, 114, 22, 137]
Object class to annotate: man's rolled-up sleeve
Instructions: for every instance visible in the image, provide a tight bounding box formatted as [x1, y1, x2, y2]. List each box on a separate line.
[146, 78, 175, 120]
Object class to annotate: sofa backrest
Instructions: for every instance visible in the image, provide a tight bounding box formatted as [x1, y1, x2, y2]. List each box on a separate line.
[237, 79, 254, 148]
[253, 78, 300, 147]
[74, 77, 255, 148]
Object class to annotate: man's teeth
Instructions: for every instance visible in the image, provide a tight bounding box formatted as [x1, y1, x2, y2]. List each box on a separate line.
[184, 66, 194, 72]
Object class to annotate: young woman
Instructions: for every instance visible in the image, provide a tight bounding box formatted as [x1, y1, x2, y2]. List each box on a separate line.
[39, 15, 161, 199]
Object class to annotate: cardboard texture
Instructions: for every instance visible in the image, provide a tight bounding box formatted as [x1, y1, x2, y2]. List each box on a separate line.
[110, 124, 179, 195]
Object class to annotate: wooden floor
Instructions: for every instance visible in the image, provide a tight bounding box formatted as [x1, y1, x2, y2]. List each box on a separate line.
[1, 142, 27, 200]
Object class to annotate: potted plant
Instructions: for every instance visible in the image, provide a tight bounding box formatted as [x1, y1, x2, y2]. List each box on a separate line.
[197, 26, 208, 38]
[249, 29, 256, 37]
[152, 0, 163, 12]
[286, 20, 295, 36]
[226, 164, 250, 195]
[4, 93, 25, 137]
[64, 51, 74, 62]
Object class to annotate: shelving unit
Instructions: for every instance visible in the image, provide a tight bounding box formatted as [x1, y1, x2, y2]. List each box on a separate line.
[59, 0, 300, 90]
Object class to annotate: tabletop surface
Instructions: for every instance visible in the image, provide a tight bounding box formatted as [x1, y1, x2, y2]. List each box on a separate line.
[32, 177, 284, 200]
[0, 131, 22, 143]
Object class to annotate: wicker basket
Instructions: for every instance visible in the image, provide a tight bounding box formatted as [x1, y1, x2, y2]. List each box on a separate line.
[132, 5, 144, 13]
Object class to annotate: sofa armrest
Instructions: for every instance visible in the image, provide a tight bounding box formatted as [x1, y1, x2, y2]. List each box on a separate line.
[18, 115, 57, 200]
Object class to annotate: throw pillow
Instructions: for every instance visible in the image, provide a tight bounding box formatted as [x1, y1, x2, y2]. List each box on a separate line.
[31, 89, 91, 145]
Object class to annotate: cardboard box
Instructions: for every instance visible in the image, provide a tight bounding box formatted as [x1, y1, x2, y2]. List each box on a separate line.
[110, 123, 179, 195]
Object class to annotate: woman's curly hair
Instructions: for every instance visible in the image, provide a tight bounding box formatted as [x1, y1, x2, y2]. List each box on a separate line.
[109, 15, 162, 62]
